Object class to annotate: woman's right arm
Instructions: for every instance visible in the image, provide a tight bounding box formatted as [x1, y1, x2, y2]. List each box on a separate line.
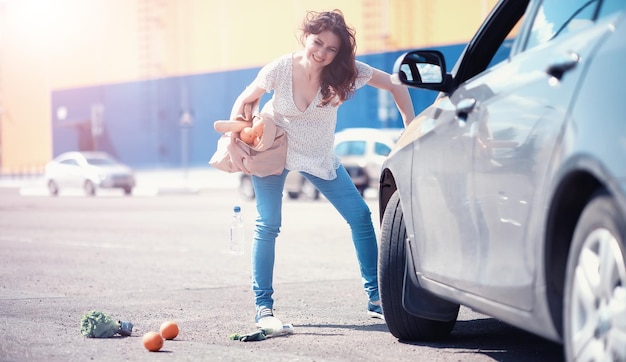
[367, 68, 415, 127]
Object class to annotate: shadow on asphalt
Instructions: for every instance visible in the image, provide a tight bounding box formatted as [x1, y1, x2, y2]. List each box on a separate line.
[398, 317, 564, 361]
[294, 323, 389, 334]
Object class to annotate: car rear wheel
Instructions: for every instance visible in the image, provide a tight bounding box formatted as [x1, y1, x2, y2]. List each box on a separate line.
[48, 180, 59, 196]
[84, 180, 96, 196]
[123, 186, 132, 195]
[564, 191, 626, 362]
[356, 186, 366, 197]
[379, 191, 458, 341]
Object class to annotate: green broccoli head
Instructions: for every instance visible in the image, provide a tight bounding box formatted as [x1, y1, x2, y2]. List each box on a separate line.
[80, 310, 121, 338]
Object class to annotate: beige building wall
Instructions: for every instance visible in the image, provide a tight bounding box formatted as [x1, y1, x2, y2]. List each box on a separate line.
[0, 0, 497, 174]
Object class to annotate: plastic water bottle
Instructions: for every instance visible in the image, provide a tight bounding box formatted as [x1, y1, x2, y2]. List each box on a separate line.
[230, 206, 244, 255]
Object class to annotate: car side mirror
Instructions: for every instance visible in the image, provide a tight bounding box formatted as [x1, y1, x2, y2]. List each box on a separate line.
[391, 50, 452, 92]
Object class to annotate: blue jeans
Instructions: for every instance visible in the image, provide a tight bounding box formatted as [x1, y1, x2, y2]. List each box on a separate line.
[251, 165, 380, 310]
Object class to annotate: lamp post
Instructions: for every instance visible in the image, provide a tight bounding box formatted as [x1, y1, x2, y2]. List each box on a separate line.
[179, 110, 192, 182]
[90, 104, 104, 151]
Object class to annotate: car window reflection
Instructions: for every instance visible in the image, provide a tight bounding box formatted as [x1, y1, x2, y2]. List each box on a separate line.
[526, 0, 599, 50]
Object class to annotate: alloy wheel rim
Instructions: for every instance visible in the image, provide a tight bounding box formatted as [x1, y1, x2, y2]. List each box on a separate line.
[569, 228, 626, 361]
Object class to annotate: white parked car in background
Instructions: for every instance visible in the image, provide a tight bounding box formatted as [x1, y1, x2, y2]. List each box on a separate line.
[45, 151, 136, 196]
[334, 128, 401, 196]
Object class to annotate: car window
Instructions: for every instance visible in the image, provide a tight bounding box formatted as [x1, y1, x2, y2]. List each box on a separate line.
[487, 13, 524, 69]
[452, 0, 529, 87]
[525, 0, 600, 51]
[335, 140, 366, 157]
[374, 142, 392, 157]
[597, 0, 626, 19]
[487, 37, 515, 69]
[60, 159, 79, 166]
[86, 157, 116, 166]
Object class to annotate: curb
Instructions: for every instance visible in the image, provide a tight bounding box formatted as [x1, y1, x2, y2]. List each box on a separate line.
[0, 168, 240, 195]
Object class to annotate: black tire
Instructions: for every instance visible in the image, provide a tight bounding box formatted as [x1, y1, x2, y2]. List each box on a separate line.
[123, 187, 132, 195]
[48, 180, 59, 196]
[84, 180, 96, 196]
[287, 191, 300, 199]
[379, 191, 458, 341]
[564, 191, 626, 361]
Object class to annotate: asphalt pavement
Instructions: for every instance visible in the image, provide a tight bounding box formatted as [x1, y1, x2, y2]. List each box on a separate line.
[0, 168, 565, 361]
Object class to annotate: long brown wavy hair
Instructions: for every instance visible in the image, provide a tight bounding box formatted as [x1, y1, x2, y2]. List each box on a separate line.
[300, 10, 358, 107]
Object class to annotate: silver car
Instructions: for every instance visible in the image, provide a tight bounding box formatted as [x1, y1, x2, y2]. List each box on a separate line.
[378, 0, 626, 360]
[45, 151, 135, 196]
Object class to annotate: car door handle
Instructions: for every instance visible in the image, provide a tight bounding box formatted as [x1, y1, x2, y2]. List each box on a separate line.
[456, 98, 476, 123]
[547, 52, 580, 80]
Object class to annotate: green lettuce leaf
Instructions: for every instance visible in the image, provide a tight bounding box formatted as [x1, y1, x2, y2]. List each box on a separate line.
[80, 310, 121, 338]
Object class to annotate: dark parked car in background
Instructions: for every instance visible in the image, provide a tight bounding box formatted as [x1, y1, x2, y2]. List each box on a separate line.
[44, 151, 136, 196]
[378, 0, 626, 361]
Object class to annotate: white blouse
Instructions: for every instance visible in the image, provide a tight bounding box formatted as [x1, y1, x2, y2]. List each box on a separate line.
[253, 53, 373, 180]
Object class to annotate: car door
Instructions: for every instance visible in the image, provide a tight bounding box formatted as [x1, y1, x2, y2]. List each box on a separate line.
[408, 97, 477, 282]
[461, 0, 612, 310]
[408, 0, 528, 287]
[57, 158, 82, 189]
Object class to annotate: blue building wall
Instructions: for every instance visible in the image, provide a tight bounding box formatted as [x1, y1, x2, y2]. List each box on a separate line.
[50, 44, 466, 169]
